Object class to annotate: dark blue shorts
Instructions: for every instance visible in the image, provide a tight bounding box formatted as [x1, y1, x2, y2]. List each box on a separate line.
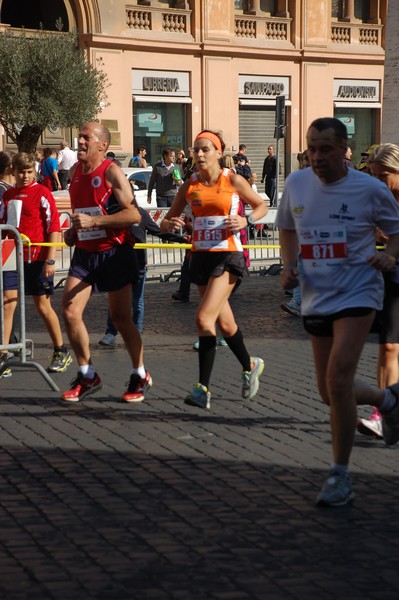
[69, 244, 138, 293]
[2, 262, 54, 296]
[303, 307, 374, 337]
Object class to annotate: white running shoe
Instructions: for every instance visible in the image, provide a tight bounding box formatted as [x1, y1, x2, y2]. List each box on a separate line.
[242, 357, 264, 400]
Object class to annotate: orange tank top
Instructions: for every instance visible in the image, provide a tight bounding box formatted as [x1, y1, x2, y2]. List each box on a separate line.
[186, 168, 243, 252]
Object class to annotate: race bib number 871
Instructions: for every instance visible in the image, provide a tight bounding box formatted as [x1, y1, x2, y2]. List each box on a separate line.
[299, 225, 347, 265]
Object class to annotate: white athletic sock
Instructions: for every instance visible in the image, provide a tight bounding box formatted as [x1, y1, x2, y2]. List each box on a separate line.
[132, 366, 146, 379]
[379, 389, 397, 413]
[80, 364, 95, 379]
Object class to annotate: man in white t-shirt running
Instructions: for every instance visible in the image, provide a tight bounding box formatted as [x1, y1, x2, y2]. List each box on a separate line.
[276, 117, 399, 507]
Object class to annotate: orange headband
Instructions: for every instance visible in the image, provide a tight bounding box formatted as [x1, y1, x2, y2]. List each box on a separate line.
[195, 132, 222, 152]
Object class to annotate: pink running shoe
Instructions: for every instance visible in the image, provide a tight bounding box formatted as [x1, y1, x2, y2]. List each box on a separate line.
[357, 408, 383, 439]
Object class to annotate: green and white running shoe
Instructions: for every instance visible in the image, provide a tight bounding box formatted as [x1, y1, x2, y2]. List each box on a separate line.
[242, 357, 264, 400]
[316, 471, 355, 507]
[184, 383, 211, 409]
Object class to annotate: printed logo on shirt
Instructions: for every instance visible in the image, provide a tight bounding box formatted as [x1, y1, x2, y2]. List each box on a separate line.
[92, 176, 102, 188]
[329, 203, 355, 221]
[293, 204, 304, 216]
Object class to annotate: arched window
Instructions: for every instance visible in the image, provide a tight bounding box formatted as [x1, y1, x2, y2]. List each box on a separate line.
[1, 0, 70, 31]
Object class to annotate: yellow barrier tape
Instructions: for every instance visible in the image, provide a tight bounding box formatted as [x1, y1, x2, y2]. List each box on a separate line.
[19, 236, 386, 252]
[21, 237, 282, 250]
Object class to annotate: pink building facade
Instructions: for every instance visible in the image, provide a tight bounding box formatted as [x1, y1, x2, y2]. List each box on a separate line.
[0, 0, 388, 173]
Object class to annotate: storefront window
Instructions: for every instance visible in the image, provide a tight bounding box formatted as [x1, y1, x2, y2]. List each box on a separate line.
[132, 101, 186, 165]
[334, 106, 376, 166]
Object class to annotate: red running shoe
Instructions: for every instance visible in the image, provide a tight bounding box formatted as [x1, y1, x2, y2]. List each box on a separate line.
[121, 371, 152, 402]
[61, 372, 102, 402]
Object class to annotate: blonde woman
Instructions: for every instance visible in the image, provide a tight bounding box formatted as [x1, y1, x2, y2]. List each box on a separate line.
[358, 143, 399, 438]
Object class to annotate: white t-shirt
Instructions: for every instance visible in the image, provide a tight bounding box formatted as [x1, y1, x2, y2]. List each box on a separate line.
[58, 147, 78, 171]
[276, 167, 399, 315]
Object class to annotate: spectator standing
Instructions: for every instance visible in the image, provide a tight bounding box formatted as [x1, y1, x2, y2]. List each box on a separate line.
[105, 151, 122, 167]
[276, 117, 399, 506]
[176, 149, 186, 167]
[0, 152, 72, 377]
[183, 147, 195, 180]
[61, 122, 151, 403]
[147, 147, 181, 208]
[232, 144, 249, 165]
[172, 215, 193, 303]
[58, 140, 77, 189]
[0, 151, 14, 199]
[34, 150, 43, 182]
[280, 150, 309, 317]
[128, 146, 148, 168]
[344, 146, 355, 169]
[261, 145, 277, 207]
[41, 148, 61, 192]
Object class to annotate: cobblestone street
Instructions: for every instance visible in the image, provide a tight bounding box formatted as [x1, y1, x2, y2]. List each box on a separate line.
[0, 274, 398, 599]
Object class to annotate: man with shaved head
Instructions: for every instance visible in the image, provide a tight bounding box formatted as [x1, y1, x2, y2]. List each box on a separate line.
[61, 122, 152, 404]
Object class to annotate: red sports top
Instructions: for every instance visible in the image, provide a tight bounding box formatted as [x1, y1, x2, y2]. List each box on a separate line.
[1, 181, 61, 261]
[186, 168, 243, 252]
[69, 159, 132, 252]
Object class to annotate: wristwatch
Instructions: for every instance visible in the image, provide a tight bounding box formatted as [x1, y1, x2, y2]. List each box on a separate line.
[46, 259, 56, 265]
[246, 214, 255, 226]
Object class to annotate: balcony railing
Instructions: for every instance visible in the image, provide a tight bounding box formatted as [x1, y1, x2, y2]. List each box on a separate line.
[126, 5, 191, 35]
[234, 14, 291, 42]
[331, 22, 383, 46]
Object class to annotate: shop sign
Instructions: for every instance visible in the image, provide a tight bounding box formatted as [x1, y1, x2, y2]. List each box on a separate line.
[133, 70, 190, 97]
[239, 75, 289, 99]
[334, 79, 380, 102]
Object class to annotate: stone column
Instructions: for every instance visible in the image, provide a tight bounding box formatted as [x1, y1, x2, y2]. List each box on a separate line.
[368, 0, 381, 24]
[382, 2, 399, 143]
[276, 0, 289, 17]
[342, 0, 356, 22]
[246, 0, 261, 15]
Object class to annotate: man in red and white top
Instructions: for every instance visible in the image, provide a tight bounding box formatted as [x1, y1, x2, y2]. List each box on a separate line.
[61, 122, 151, 403]
[0, 152, 72, 375]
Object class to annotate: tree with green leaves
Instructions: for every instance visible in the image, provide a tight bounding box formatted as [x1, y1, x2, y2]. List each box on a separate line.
[0, 25, 108, 152]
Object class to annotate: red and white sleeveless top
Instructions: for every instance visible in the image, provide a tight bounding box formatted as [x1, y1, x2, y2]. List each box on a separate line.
[69, 159, 131, 252]
[186, 168, 243, 252]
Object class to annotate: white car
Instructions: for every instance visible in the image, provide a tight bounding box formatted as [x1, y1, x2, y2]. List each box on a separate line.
[122, 167, 157, 209]
[52, 166, 158, 211]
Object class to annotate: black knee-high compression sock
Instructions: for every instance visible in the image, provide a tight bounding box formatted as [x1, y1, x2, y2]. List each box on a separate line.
[224, 328, 251, 371]
[198, 335, 217, 389]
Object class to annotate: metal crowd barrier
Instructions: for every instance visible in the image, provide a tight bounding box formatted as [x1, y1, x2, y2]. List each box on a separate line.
[0, 225, 60, 391]
[23, 208, 282, 286]
[143, 208, 281, 281]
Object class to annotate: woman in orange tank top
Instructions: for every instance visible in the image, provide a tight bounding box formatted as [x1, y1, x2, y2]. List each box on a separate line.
[161, 130, 268, 410]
